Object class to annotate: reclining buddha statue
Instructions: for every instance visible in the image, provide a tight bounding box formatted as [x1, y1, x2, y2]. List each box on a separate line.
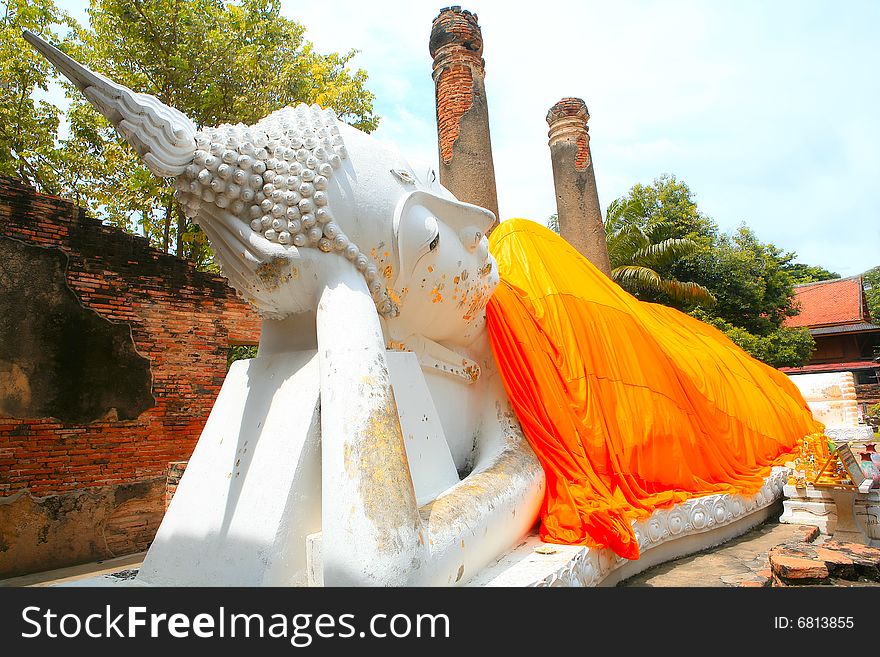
[25, 30, 821, 586]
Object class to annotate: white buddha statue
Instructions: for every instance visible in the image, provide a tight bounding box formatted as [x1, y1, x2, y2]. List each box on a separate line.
[25, 30, 544, 586]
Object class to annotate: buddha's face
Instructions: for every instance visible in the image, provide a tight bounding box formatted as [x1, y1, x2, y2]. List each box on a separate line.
[388, 188, 498, 347]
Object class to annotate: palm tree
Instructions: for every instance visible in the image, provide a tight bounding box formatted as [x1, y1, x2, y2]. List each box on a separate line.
[604, 198, 716, 306]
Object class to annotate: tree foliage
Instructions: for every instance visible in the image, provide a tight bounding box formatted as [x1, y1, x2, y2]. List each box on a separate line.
[0, 0, 74, 193]
[547, 184, 716, 306]
[612, 174, 717, 245]
[783, 262, 840, 285]
[608, 175, 816, 368]
[1, 0, 378, 269]
[603, 197, 715, 306]
[227, 343, 258, 369]
[864, 265, 880, 321]
[675, 225, 801, 334]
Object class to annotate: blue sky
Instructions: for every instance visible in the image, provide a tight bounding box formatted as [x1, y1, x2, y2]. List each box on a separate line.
[53, 0, 879, 276]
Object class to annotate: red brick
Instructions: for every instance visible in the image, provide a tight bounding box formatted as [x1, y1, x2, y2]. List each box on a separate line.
[0, 175, 261, 553]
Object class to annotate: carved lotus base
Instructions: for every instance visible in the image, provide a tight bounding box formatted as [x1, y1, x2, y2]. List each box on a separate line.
[825, 426, 876, 444]
[470, 467, 790, 587]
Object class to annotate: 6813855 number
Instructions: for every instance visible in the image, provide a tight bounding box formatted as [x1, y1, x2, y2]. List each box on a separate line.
[798, 617, 853, 629]
[774, 617, 854, 629]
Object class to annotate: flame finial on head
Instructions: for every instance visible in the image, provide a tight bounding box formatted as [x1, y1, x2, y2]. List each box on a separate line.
[22, 29, 196, 177]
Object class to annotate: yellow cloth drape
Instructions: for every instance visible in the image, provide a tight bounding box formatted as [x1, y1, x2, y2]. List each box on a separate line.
[486, 219, 820, 560]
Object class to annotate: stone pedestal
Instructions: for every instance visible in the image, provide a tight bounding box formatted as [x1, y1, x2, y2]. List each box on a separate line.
[780, 483, 880, 547]
[782, 371, 878, 543]
[826, 426, 876, 443]
[787, 371, 867, 432]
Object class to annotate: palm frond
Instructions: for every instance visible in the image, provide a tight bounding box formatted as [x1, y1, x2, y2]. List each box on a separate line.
[658, 279, 716, 306]
[611, 265, 664, 295]
[606, 223, 650, 268]
[606, 195, 713, 307]
[606, 197, 647, 229]
[632, 237, 698, 268]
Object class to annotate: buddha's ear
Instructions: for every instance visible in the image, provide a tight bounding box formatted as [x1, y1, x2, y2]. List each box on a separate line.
[392, 191, 495, 284]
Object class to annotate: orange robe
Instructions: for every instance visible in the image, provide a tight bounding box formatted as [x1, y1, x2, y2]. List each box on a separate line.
[486, 219, 820, 560]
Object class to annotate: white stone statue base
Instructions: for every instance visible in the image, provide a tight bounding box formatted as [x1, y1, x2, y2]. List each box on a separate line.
[780, 483, 880, 546]
[137, 352, 322, 586]
[469, 467, 789, 587]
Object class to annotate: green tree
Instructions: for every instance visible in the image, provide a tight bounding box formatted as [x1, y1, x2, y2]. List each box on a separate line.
[3, 0, 378, 269]
[615, 173, 717, 244]
[603, 197, 715, 305]
[607, 176, 815, 367]
[0, 0, 75, 193]
[864, 266, 880, 321]
[783, 262, 840, 285]
[677, 225, 801, 334]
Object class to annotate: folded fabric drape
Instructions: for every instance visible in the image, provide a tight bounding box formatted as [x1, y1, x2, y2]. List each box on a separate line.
[486, 219, 820, 560]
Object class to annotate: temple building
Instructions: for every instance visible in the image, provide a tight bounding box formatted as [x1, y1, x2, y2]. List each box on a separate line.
[780, 276, 880, 418]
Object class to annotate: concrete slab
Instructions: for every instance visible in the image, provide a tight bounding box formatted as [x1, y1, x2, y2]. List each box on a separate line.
[620, 522, 811, 587]
[0, 552, 145, 588]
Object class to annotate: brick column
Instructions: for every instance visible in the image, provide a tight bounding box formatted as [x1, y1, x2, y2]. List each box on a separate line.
[430, 6, 499, 230]
[546, 98, 612, 276]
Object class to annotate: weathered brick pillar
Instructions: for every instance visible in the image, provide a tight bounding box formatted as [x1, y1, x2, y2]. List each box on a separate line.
[546, 98, 612, 276]
[430, 6, 499, 230]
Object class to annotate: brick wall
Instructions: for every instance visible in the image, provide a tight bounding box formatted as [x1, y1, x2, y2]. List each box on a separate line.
[165, 461, 188, 511]
[0, 176, 260, 577]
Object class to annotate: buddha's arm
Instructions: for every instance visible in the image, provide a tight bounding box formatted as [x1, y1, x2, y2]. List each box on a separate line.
[417, 375, 545, 585]
[317, 260, 430, 585]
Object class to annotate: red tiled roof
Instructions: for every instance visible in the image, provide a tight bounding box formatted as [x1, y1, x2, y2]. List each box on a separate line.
[784, 277, 867, 328]
[779, 360, 879, 374]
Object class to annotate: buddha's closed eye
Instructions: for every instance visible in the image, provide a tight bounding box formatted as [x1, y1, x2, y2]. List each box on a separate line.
[418, 214, 440, 257]
[396, 206, 441, 280]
